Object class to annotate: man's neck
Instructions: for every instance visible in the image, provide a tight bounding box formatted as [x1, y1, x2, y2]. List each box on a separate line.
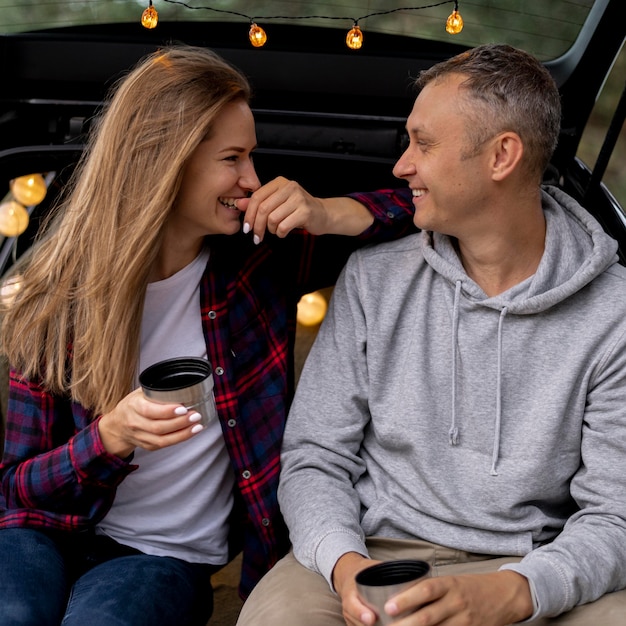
[456, 200, 546, 297]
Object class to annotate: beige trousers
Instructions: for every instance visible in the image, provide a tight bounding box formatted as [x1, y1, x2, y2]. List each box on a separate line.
[236, 537, 626, 625]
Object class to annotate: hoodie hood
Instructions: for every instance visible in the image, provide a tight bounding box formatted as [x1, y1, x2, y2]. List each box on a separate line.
[422, 185, 619, 315]
[420, 186, 620, 473]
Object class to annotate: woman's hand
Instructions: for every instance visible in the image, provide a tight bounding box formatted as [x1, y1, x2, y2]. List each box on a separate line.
[97, 388, 204, 458]
[236, 176, 374, 243]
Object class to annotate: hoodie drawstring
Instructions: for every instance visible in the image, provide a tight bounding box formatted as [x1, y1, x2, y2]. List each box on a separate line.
[490, 306, 508, 476]
[448, 279, 507, 476]
[449, 281, 462, 445]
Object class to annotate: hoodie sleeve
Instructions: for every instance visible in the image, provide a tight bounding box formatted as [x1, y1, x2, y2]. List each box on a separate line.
[501, 325, 626, 618]
[278, 253, 371, 587]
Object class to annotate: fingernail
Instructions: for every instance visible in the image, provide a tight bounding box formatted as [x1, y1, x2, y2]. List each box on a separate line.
[384, 601, 398, 615]
[174, 406, 188, 416]
[243, 222, 250, 234]
[361, 613, 375, 626]
[253, 234, 261, 245]
[188, 412, 202, 423]
[191, 424, 205, 434]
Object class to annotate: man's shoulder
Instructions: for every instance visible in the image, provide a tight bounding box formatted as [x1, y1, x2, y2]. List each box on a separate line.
[594, 262, 626, 303]
[353, 231, 423, 262]
[592, 258, 626, 290]
[604, 261, 626, 280]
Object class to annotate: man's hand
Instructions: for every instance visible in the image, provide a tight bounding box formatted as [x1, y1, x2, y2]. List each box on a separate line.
[333, 552, 383, 626]
[382, 570, 533, 626]
[334, 554, 533, 626]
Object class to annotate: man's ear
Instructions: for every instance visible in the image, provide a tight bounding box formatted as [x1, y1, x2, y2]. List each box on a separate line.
[491, 132, 524, 181]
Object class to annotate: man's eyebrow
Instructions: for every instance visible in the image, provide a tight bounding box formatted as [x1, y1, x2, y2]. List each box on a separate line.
[406, 125, 425, 136]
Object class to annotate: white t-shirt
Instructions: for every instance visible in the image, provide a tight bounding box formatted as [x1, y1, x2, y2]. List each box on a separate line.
[97, 247, 234, 565]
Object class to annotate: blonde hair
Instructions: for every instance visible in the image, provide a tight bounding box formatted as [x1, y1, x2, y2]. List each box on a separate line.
[0, 46, 251, 415]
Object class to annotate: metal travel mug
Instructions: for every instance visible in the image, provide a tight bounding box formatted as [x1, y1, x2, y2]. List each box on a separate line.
[355, 559, 431, 625]
[139, 357, 217, 427]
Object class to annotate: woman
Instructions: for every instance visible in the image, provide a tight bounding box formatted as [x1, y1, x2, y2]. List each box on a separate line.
[0, 46, 413, 626]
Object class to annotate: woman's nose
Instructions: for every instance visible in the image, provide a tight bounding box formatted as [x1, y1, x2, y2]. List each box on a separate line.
[241, 161, 261, 192]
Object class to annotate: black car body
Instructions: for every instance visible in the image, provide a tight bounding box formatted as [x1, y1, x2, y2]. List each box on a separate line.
[0, 0, 625, 273]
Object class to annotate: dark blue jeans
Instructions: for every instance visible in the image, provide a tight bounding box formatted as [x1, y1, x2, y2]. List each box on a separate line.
[0, 527, 218, 626]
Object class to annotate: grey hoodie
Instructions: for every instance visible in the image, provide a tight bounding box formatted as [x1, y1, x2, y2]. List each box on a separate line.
[278, 186, 626, 619]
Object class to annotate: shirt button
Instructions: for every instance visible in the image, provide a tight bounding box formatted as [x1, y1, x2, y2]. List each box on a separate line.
[208, 310, 217, 319]
[227, 419, 236, 428]
[261, 518, 270, 527]
[215, 367, 224, 376]
[242, 470, 251, 480]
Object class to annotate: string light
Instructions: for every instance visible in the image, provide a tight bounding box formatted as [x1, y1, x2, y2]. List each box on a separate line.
[10, 174, 46, 206]
[346, 23, 364, 50]
[0, 200, 29, 237]
[248, 22, 268, 48]
[297, 291, 328, 327]
[141, 0, 159, 29]
[446, 1, 464, 34]
[0, 174, 48, 239]
[142, 1, 464, 49]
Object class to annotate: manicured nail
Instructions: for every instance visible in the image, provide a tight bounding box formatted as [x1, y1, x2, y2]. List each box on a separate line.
[191, 424, 204, 434]
[188, 412, 202, 423]
[253, 234, 261, 245]
[243, 222, 251, 234]
[174, 406, 188, 416]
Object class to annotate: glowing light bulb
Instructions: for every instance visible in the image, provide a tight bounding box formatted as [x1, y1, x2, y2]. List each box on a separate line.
[446, 10, 464, 34]
[141, 2, 158, 29]
[249, 23, 267, 48]
[297, 291, 328, 327]
[11, 174, 46, 206]
[0, 200, 29, 237]
[346, 24, 363, 50]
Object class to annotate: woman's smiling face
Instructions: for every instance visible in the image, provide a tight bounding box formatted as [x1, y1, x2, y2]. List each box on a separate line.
[170, 99, 261, 241]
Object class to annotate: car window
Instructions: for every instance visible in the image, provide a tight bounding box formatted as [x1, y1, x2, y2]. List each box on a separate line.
[578, 43, 626, 214]
[0, 0, 594, 60]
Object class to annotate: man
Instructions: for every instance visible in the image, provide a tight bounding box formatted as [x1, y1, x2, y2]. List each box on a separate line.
[237, 44, 626, 625]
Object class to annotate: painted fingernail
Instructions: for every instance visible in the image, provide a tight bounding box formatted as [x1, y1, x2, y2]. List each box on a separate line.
[243, 222, 251, 234]
[253, 234, 261, 245]
[174, 406, 188, 416]
[191, 424, 205, 434]
[188, 412, 202, 423]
